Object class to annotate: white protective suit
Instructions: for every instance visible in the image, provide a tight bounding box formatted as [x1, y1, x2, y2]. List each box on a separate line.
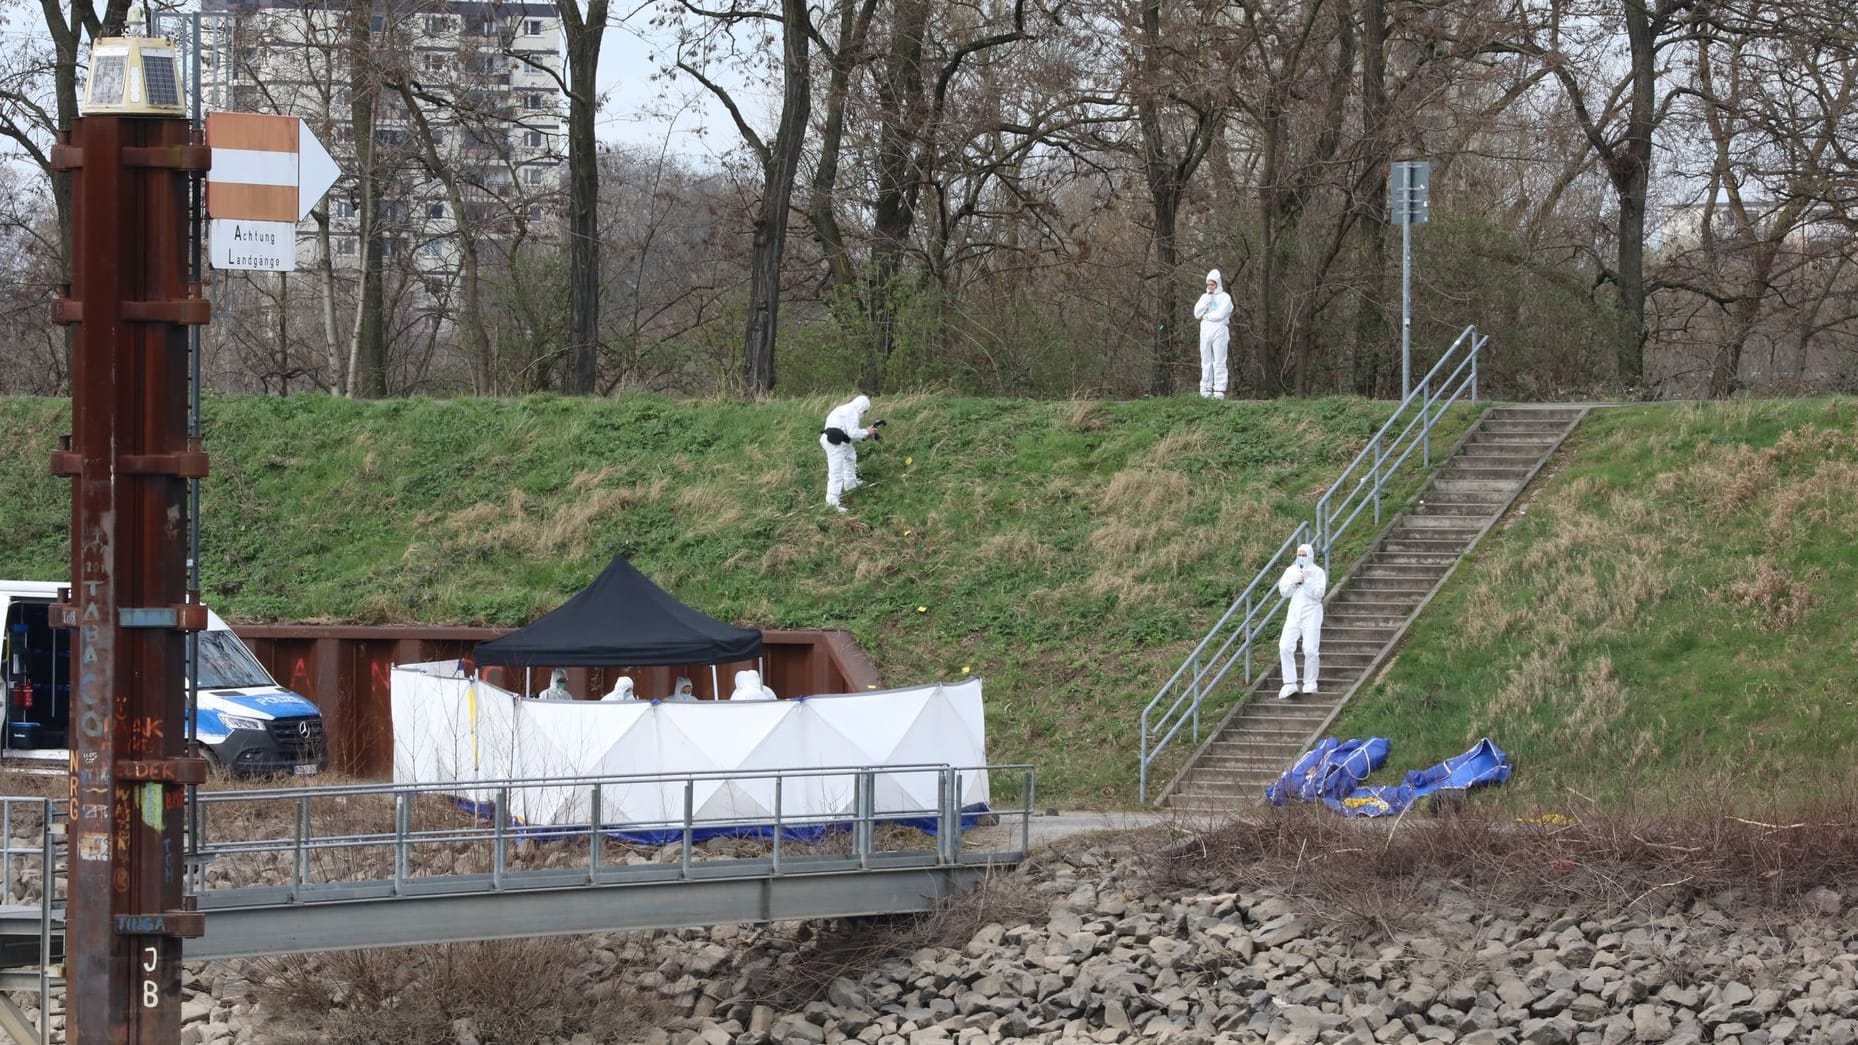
[728, 669, 778, 702]
[1192, 269, 1233, 399]
[601, 675, 636, 702]
[666, 676, 698, 703]
[819, 395, 874, 510]
[539, 668, 574, 701]
[1276, 543, 1327, 697]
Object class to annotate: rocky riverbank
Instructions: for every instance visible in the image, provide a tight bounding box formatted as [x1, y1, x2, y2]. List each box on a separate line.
[143, 821, 1858, 1045]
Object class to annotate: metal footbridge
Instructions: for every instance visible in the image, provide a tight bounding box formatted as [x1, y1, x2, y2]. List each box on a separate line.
[0, 763, 1034, 1043]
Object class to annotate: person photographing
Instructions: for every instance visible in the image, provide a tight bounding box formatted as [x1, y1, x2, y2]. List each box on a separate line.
[1193, 269, 1233, 399]
[1276, 542, 1327, 699]
[819, 394, 882, 512]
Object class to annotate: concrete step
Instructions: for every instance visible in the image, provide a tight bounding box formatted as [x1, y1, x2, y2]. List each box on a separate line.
[1447, 450, 1547, 467]
[1370, 551, 1461, 567]
[1381, 534, 1473, 550]
[1398, 515, 1488, 531]
[1484, 406, 1584, 421]
[1478, 418, 1572, 434]
[1437, 465, 1534, 481]
[1465, 431, 1561, 448]
[1412, 501, 1501, 518]
[1429, 479, 1522, 495]
[1416, 494, 1509, 511]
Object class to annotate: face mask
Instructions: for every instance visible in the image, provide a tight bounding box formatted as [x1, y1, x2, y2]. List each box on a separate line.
[1296, 555, 1311, 567]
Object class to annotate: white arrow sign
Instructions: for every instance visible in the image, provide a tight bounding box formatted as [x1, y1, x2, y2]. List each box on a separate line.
[205, 112, 342, 272]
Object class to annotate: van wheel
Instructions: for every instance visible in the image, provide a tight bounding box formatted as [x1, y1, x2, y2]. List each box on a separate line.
[200, 747, 226, 779]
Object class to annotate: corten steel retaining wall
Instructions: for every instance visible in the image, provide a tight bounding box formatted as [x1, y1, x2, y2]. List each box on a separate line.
[231, 625, 883, 778]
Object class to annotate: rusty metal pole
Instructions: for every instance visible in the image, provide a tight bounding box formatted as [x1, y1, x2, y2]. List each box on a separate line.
[50, 111, 210, 1045]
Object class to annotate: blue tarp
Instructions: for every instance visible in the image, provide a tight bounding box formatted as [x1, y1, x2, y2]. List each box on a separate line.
[1264, 737, 1512, 817]
[1327, 738, 1512, 817]
[1265, 736, 1391, 806]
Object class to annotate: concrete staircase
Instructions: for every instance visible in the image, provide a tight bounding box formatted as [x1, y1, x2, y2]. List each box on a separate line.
[1162, 405, 1588, 812]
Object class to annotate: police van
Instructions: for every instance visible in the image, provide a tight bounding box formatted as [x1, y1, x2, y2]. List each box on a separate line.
[1, 581, 328, 776]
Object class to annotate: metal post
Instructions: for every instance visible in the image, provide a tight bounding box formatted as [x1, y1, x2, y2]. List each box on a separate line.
[588, 784, 601, 879]
[680, 780, 694, 877]
[53, 106, 211, 1045]
[770, 775, 782, 875]
[1401, 216, 1413, 400]
[393, 791, 409, 893]
[492, 786, 508, 888]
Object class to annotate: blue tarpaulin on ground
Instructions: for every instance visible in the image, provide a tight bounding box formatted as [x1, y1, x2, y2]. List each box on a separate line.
[1265, 737, 1512, 816]
[1325, 738, 1512, 817]
[1264, 736, 1391, 806]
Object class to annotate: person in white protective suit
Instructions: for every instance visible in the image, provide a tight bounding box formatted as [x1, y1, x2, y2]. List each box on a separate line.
[728, 669, 778, 702]
[819, 394, 880, 512]
[1192, 269, 1234, 399]
[539, 668, 575, 701]
[666, 675, 698, 702]
[1276, 542, 1327, 699]
[601, 675, 636, 702]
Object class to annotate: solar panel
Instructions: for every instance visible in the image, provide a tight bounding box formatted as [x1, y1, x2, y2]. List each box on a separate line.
[143, 53, 180, 107]
[89, 55, 126, 107]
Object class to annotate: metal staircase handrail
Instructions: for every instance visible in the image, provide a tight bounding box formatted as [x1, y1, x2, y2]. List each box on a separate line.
[1139, 324, 1485, 801]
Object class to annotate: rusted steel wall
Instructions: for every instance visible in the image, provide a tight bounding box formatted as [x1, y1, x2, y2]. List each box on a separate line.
[232, 625, 883, 778]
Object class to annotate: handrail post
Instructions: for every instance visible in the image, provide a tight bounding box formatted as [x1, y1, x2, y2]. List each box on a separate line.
[1423, 377, 1434, 467]
[292, 795, 309, 902]
[1021, 770, 1033, 856]
[493, 785, 508, 889]
[1471, 330, 1481, 401]
[770, 774, 783, 875]
[939, 768, 960, 865]
[393, 791, 409, 895]
[588, 783, 602, 881]
[681, 778, 694, 878]
[1243, 592, 1253, 682]
[854, 770, 874, 870]
[1373, 433, 1384, 524]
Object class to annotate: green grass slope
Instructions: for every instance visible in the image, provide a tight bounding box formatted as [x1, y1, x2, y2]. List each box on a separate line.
[1337, 399, 1858, 807]
[0, 393, 1419, 804]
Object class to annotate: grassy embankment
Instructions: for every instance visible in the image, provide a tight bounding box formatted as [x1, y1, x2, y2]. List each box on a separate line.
[0, 394, 1423, 806]
[1338, 399, 1858, 807]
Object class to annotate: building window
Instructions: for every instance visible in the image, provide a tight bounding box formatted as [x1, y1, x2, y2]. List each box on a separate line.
[524, 167, 544, 186]
[421, 52, 445, 72]
[335, 200, 356, 219]
[427, 203, 446, 219]
[524, 130, 544, 148]
[425, 15, 446, 32]
[334, 237, 355, 256]
[369, 15, 383, 32]
[423, 241, 444, 257]
[527, 93, 548, 110]
[474, 17, 495, 35]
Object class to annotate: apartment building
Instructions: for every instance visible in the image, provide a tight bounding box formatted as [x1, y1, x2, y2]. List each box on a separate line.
[199, 0, 566, 275]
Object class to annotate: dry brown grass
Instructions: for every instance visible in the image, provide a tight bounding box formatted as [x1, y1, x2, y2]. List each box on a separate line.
[1724, 561, 1819, 631]
[246, 936, 667, 1045]
[1154, 791, 1858, 934]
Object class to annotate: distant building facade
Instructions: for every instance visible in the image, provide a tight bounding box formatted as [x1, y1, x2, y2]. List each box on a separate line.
[200, 0, 566, 275]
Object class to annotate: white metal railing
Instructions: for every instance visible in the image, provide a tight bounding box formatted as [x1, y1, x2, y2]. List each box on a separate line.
[186, 762, 1036, 903]
[1138, 324, 1487, 801]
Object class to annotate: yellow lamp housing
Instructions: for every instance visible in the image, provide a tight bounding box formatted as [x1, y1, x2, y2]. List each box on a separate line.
[82, 35, 185, 117]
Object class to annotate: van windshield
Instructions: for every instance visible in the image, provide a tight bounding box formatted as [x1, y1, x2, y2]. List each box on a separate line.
[195, 631, 276, 690]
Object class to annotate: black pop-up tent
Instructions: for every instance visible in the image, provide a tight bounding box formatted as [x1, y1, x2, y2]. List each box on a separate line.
[474, 555, 763, 668]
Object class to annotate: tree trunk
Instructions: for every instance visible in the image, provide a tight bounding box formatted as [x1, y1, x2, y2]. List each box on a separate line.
[1148, 190, 1180, 397]
[864, 0, 928, 392]
[1352, 0, 1392, 397]
[809, 0, 874, 296]
[312, 211, 346, 392]
[1612, 0, 1656, 387]
[741, 0, 812, 395]
[560, 0, 607, 395]
[346, 0, 387, 397]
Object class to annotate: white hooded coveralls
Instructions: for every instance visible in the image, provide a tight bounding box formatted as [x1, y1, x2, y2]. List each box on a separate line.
[819, 395, 873, 509]
[728, 669, 778, 702]
[1193, 269, 1233, 398]
[601, 675, 636, 702]
[1277, 544, 1327, 694]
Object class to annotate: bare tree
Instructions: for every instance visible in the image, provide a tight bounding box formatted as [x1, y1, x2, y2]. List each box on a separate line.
[673, 0, 814, 394]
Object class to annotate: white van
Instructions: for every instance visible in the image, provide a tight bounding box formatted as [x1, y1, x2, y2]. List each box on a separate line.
[1, 581, 328, 775]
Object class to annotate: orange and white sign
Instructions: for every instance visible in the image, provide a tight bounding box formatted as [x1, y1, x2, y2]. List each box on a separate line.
[205, 112, 341, 271]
